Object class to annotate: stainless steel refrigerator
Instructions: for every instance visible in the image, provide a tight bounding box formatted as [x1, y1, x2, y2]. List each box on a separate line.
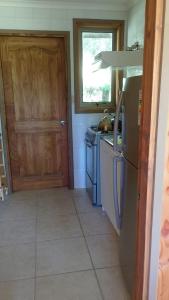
[113, 75, 142, 296]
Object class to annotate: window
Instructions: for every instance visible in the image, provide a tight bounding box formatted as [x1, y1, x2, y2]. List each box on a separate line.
[73, 19, 124, 113]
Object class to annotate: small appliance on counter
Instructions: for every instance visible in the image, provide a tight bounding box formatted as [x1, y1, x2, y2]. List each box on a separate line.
[97, 109, 114, 133]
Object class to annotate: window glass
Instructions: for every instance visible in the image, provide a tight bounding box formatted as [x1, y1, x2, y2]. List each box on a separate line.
[82, 32, 113, 103]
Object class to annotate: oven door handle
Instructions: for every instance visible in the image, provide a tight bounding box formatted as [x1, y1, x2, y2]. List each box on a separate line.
[85, 141, 93, 148]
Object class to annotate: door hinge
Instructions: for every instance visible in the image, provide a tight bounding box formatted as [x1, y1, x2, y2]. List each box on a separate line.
[137, 192, 140, 201]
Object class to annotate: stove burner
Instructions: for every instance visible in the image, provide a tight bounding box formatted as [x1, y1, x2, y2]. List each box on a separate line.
[90, 126, 113, 134]
[85, 126, 113, 146]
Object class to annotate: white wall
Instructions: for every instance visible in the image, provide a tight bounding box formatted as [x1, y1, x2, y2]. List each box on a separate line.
[127, 0, 146, 47]
[148, 1, 169, 298]
[0, 1, 128, 188]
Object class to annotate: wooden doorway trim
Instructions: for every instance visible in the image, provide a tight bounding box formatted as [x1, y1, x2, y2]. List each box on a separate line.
[0, 30, 74, 191]
[135, 0, 166, 299]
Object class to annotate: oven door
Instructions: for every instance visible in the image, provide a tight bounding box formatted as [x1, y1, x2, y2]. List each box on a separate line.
[86, 140, 97, 184]
[86, 173, 97, 205]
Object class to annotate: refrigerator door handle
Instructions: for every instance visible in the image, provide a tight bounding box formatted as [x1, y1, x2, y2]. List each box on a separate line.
[113, 91, 124, 152]
[121, 109, 126, 151]
[113, 155, 125, 229]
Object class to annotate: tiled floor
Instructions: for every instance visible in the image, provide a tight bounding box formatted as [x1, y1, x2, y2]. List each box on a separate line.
[0, 188, 130, 300]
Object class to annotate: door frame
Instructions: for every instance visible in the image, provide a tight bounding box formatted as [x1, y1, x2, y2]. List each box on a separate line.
[134, 0, 166, 299]
[0, 30, 74, 191]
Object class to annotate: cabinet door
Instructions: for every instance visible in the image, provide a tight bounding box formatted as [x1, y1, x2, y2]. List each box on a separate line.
[100, 140, 117, 231]
[119, 160, 138, 295]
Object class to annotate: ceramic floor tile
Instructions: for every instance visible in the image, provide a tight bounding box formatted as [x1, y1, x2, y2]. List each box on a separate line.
[37, 238, 92, 277]
[86, 234, 119, 268]
[96, 267, 130, 300]
[36, 188, 72, 200]
[79, 212, 116, 236]
[0, 218, 36, 247]
[0, 199, 37, 221]
[37, 197, 76, 217]
[6, 190, 39, 202]
[71, 188, 89, 199]
[74, 196, 102, 214]
[0, 188, 126, 299]
[0, 243, 35, 281]
[37, 214, 83, 242]
[6, 188, 70, 202]
[0, 278, 34, 300]
[36, 270, 102, 300]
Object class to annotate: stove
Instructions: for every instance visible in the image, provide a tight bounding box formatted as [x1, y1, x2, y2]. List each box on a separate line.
[85, 126, 113, 206]
[86, 126, 113, 144]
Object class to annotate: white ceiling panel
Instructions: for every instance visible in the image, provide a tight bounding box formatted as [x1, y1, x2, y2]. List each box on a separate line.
[0, 0, 127, 3]
[0, 0, 128, 11]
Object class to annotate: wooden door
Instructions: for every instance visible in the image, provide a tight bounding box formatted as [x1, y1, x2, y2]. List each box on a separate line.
[0, 36, 69, 191]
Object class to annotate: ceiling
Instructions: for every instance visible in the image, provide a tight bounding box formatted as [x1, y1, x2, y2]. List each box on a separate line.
[0, 0, 140, 9]
[0, 0, 128, 6]
[2, 0, 128, 3]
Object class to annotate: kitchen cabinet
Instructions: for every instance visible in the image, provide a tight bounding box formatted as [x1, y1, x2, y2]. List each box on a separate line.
[100, 139, 122, 235]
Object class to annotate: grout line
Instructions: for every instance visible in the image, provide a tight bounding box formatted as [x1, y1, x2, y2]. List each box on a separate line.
[0, 216, 37, 223]
[0, 232, 116, 250]
[0, 268, 97, 284]
[34, 199, 38, 300]
[0, 213, 76, 223]
[0, 212, 78, 220]
[0, 232, 117, 250]
[94, 265, 120, 271]
[36, 233, 84, 243]
[0, 216, 36, 223]
[32, 268, 95, 281]
[0, 276, 35, 284]
[71, 195, 105, 300]
[37, 212, 77, 217]
[0, 240, 36, 249]
[81, 232, 118, 238]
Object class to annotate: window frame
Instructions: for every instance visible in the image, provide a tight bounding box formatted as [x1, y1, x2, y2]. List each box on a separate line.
[73, 19, 124, 113]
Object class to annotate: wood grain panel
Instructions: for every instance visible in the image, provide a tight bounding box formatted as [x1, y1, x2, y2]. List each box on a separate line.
[15, 121, 61, 133]
[0, 36, 69, 191]
[157, 122, 169, 299]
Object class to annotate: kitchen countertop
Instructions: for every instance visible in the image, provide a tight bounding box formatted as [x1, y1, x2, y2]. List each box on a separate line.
[103, 136, 114, 147]
[102, 135, 122, 148]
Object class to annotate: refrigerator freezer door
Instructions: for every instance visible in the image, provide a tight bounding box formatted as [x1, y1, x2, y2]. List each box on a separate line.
[123, 76, 142, 168]
[119, 158, 138, 296]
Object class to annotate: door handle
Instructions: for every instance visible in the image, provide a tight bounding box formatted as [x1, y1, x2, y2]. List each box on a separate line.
[60, 120, 66, 126]
[56, 120, 67, 126]
[86, 141, 92, 148]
